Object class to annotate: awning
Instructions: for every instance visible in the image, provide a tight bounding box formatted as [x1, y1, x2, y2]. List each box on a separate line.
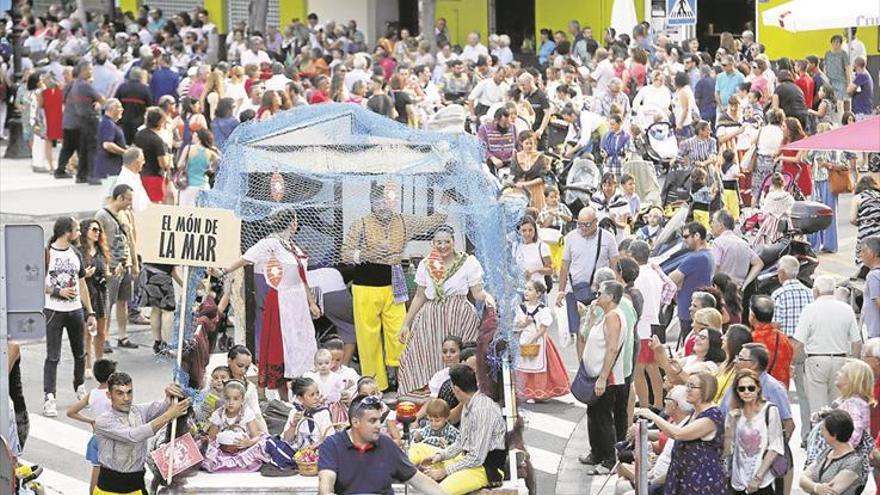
[762, 0, 880, 32]
[783, 116, 880, 153]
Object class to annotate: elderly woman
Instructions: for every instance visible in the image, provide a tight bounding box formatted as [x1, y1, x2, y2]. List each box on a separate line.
[93, 98, 127, 179]
[806, 359, 876, 488]
[636, 372, 728, 494]
[724, 369, 785, 495]
[398, 225, 495, 397]
[801, 410, 867, 495]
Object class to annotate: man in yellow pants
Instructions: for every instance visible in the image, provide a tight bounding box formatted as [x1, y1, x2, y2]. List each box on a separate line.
[342, 184, 446, 391]
[408, 365, 508, 495]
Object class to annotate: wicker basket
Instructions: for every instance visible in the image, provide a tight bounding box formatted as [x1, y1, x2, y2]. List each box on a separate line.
[297, 460, 318, 476]
[520, 343, 540, 358]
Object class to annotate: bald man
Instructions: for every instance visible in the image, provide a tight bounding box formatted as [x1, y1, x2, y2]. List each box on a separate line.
[556, 207, 619, 335]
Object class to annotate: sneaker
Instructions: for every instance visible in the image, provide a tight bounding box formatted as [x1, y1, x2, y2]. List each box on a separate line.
[103, 342, 114, 354]
[118, 338, 139, 349]
[152, 340, 162, 355]
[129, 314, 150, 325]
[578, 453, 601, 466]
[586, 461, 615, 475]
[76, 384, 87, 401]
[43, 394, 58, 417]
[54, 172, 73, 179]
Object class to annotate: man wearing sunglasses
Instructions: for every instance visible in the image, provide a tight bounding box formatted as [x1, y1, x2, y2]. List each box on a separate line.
[318, 395, 446, 495]
[556, 206, 618, 337]
[668, 222, 714, 350]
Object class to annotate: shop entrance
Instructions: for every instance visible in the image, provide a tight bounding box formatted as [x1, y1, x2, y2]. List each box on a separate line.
[697, 0, 754, 53]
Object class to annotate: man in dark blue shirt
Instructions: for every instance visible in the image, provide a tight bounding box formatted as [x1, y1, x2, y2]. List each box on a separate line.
[149, 54, 181, 103]
[318, 395, 446, 495]
[669, 222, 715, 347]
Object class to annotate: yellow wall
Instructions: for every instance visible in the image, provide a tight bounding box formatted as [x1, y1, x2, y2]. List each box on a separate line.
[118, 0, 138, 16]
[535, 0, 645, 46]
[757, 0, 879, 59]
[279, 0, 309, 24]
[436, 0, 490, 46]
[204, 0, 227, 33]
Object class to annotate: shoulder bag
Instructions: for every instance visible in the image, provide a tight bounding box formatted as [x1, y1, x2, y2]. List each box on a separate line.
[568, 229, 603, 305]
[829, 167, 854, 195]
[570, 312, 625, 406]
[762, 404, 790, 477]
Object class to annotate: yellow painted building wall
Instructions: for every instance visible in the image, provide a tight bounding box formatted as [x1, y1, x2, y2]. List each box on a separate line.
[535, 0, 645, 45]
[204, 0, 227, 33]
[436, 0, 490, 46]
[757, 0, 878, 60]
[118, 0, 138, 15]
[279, 0, 309, 24]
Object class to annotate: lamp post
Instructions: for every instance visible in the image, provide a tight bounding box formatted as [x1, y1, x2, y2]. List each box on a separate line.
[3, 1, 31, 159]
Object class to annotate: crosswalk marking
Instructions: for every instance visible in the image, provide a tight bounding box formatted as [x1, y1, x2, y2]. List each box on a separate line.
[28, 415, 93, 457]
[526, 446, 562, 474]
[19, 457, 91, 495]
[522, 411, 578, 439]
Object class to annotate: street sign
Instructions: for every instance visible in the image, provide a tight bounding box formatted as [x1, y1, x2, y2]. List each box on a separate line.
[667, 0, 697, 26]
[136, 204, 242, 269]
[3, 224, 45, 312]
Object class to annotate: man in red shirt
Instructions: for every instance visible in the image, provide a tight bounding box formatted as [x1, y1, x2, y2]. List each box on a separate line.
[794, 59, 815, 110]
[309, 75, 332, 104]
[749, 295, 793, 388]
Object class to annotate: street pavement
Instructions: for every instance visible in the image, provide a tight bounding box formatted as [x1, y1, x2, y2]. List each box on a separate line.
[0, 145, 873, 494]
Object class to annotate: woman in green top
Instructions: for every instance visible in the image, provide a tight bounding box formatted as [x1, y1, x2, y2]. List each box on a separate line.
[177, 128, 220, 207]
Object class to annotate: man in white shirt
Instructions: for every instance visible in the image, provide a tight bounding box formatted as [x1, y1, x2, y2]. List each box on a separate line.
[112, 148, 151, 215]
[344, 54, 372, 93]
[460, 32, 489, 64]
[629, 240, 666, 410]
[846, 28, 867, 65]
[709, 210, 763, 287]
[265, 62, 292, 92]
[467, 67, 509, 119]
[492, 35, 514, 66]
[589, 48, 615, 97]
[240, 36, 271, 68]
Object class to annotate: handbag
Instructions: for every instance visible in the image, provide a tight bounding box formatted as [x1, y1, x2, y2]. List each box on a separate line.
[567, 229, 603, 306]
[829, 167, 854, 195]
[173, 145, 190, 191]
[762, 405, 790, 477]
[570, 323, 625, 406]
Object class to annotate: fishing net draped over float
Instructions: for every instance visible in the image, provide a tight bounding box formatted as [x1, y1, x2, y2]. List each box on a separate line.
[175, 103, 526, 373]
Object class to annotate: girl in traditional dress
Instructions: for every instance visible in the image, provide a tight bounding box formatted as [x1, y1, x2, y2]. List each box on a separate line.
[398, 225, 495, 397]
[203, 380, 269, 473]
[281, 378, 334, 450]
[222, 210, 321, 402]
[516, 280, 570, 402]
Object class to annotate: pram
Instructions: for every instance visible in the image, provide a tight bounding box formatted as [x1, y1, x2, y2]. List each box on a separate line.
[660, 164, 693, 209]
[425, 104, 467, 133]
[643, 121, 678, 173]
[561, 155, 601, 217]
[740, 163, 804, 241]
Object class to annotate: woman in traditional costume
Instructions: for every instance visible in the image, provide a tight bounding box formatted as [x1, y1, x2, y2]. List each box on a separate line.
[397, 225, 495, 397]
[223, 210, 321, 402]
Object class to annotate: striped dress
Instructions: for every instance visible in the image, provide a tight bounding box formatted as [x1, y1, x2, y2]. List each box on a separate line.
[856, 189, 880, 264]
[398, 254, 483, 396]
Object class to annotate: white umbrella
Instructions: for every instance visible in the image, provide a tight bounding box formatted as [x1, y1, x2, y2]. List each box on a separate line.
[610, 0, 639, 39]
[762, 0, 880, 32]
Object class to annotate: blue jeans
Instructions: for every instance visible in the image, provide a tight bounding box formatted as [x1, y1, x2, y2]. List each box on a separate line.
[809, 179, 838, 252]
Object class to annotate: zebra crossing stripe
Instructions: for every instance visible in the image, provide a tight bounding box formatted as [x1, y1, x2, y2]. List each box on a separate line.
[18, 457, 91, 495]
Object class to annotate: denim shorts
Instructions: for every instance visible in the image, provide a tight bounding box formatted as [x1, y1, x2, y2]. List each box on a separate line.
[86, 435, 99, 465]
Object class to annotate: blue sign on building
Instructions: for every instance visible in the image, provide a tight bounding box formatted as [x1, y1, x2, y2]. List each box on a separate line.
[667, 0, 698, 26]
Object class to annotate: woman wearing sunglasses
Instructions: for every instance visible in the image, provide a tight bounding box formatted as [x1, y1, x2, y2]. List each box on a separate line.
[724, 369, 785, 495]
[79, 219, 110, 378]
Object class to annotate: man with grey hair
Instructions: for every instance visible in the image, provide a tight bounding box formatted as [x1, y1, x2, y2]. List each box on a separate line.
[115, 66, 154, 144]
[241, 36, 271, 68]
[860, 236, 880, 339]
[589, 48, 614, 97]
[771, 254, 813, 445]
[114, 148, 150, 214]
[709, 209, 763, 287]
[517, 72, 552, 149]
[95, 98, 126, 179]
[594, 77, 629, 118]
[265, 62, 292, 92]
[714, 55, 744, 112]
[344, 53, 371, 93]
[795, 275, 861, 417]
[57, 60, 105, 183]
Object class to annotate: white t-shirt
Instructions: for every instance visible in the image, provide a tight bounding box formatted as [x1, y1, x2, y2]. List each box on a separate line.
[461, 43, 489, 64]
[634, 265, 664, 339]
[728, 403, 785, 491]
[428, 367, 451, 397]
[591, 59, 615, 96]
[111, 167, 152, 215]
[415, 255, 483, 300]
[240, 49, 271, 68]
[584, 308, 626, 382]
[88, 388, 112, 418]
[335, 365, 360, 397]
[44, 246, 86, 312]
[303, 371, 345, 403]
[307, 268, 347, 294]
[513, 241, 549, 283]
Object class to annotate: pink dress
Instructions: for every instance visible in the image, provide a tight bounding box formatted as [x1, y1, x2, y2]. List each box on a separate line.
[203, 408, 268, 472]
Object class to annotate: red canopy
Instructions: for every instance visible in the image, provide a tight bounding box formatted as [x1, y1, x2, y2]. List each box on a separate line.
[783, 115, 880, 153]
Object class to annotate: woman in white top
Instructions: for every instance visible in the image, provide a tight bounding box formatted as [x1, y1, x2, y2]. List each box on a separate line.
[747, 109, 786, 208]
[398, 225, 495, 397]
[512, 216, 553, 288]
[632, 71, 673, 121]
[724, 369, 785, 495]
[672, 71, 699, 140]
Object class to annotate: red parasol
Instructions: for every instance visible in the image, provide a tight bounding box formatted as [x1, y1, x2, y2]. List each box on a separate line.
[783, 116, 880, 153]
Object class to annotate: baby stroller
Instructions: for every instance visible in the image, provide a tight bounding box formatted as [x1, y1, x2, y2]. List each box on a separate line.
[643, 121, 678, 173]
[660, 164, 693, 210]
[425, 104, 467, 133]
[561, 154, 601, 217]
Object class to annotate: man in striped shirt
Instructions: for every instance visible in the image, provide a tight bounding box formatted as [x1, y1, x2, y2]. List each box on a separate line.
[410, 365, 507, 495]
[676, 120, 717, 168]
[477, 108, 516, 175]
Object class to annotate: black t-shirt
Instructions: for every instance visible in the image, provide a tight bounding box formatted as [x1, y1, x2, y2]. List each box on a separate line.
[115, 81, 154, 128]
[134, 128, 168, 177]
[391, 90, 413, 124]
[526, 88, 550, 132]
[774, 81, 808, 117]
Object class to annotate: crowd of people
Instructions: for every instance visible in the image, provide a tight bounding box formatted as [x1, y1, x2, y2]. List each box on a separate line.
[2, 1, 880, 494]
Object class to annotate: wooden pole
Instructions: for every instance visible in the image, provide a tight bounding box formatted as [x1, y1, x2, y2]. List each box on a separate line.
[166, 265, 190, 483]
